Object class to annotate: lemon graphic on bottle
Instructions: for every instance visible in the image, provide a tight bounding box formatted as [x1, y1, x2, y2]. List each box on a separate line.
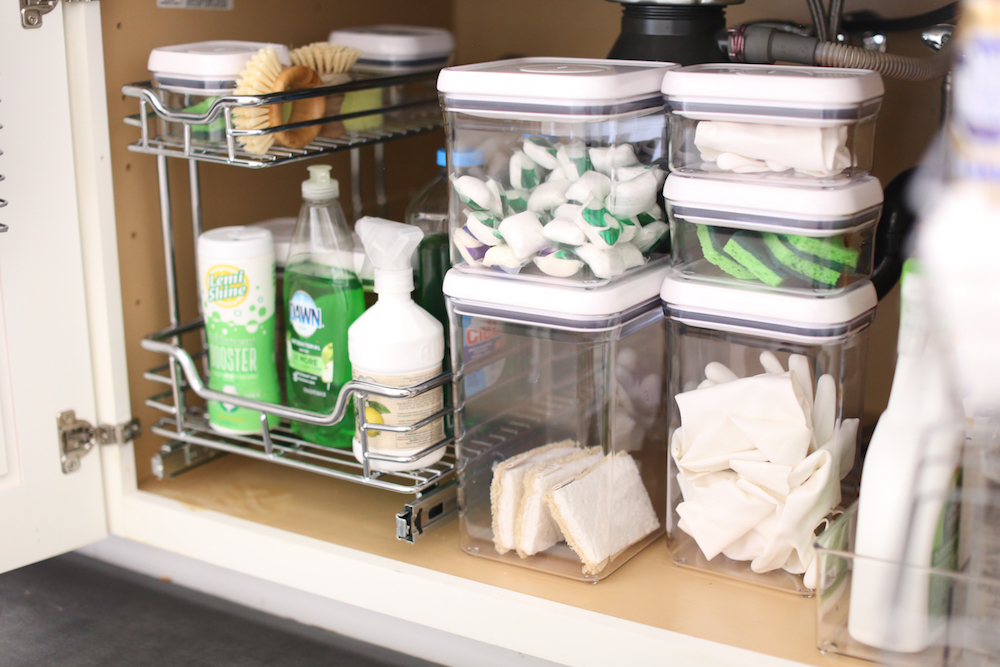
[320, 343, 334, 384]
[364, 401, 390, 437]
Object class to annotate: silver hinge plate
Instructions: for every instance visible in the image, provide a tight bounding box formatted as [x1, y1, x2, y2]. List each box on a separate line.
[21, 0, 95, 30]
[396, 481, 458, 543]
[58, 410, 141, 474]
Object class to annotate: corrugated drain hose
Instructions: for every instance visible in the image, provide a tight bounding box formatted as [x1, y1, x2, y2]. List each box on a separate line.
[814, 40, 951, 81]
[734, 25, 951, 82]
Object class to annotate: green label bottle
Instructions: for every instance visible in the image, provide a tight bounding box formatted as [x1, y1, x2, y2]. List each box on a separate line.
[197, 227, 281, 434]
[285, 165, 365, 448]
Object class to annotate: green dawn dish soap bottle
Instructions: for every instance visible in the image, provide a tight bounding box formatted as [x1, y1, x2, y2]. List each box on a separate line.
[197, 226, 281, 434]
[285, 165, 366, 447]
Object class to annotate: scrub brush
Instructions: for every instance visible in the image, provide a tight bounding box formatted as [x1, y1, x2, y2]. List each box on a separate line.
[289, 42, 366, 137]
[232, 46, 326, 154]
[290, 42, 361, 83]
[232, 46, 286, 155]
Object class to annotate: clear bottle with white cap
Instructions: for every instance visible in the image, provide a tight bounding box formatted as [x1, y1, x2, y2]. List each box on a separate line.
[348, 217, 445, 472]
[285, 165, 366, 448]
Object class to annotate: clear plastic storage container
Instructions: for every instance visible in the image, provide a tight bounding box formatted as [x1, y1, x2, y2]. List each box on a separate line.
[147, 41, 291, 143]
[665, 174, 883, 293]
[446, 264, 670, 581]
[328, 25, 454, 129]
[661, 271, 877, 594]
[662, 64, 884, 184]
[438, 58, 677, 286]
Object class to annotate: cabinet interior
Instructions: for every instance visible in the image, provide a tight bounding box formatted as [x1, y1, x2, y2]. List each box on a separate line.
[98, 2, 942, 663]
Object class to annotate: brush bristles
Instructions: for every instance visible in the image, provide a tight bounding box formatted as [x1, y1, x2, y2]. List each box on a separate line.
[232, 46, 286, 154]
[290, 42, 361, 76]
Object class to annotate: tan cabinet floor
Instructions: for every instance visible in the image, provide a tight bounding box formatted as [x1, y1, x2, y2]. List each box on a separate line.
[142, 455, 866, 667]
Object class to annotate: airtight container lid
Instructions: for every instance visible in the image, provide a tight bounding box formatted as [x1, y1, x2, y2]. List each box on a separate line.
[662, 64, 884, 123]
[444, 263, 670, 331]
[661, 270, 877, 343]
[198, 226, 275, 261]
[249, 217, 296, 267]
[148, 41, 291, 94]
[664, 174, 884, 236]
[438, 58, 677, 120]
[329, 25, 454, 68]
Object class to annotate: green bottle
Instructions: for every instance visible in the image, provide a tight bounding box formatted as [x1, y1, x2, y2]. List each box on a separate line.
[285, 166, 365, 447]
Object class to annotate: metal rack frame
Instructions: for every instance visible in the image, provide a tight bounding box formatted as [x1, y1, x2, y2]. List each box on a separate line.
[125, 71, 457, 541]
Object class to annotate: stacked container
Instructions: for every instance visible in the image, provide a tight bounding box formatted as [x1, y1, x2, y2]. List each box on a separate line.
[660, 64, 886, 593]
[329, 25, 454, 128]
[438, 57, 677, 580]
[446, 265, 670, 581]
[437, 58, 677, 286]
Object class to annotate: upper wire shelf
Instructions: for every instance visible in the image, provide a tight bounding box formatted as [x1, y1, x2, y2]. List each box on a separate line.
[121, 69, 443, 168]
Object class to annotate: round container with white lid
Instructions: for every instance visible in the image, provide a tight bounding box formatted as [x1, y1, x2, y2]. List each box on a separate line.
[147, 41, 291, 143]
[662, 64, 884, 184]
[329, 25, 454, 72]
[439, 58, 677, 287]
[665, 174, 884, 293]
[661, 270, 877, 594]
[148, 41, 292, 94]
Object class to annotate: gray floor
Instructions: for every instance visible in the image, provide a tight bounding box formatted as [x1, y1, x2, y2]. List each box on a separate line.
[0, 552, 440, 667]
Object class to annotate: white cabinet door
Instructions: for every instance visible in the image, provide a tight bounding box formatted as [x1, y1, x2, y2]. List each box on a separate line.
[0, 3, 107, 573]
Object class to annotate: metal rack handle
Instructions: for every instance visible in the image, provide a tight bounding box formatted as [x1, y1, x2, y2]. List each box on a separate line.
[141, 318, 452, 428]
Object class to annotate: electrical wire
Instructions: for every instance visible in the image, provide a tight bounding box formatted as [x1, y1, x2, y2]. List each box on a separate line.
[828, 0, 845, 40]
[806, 0, 829, 42]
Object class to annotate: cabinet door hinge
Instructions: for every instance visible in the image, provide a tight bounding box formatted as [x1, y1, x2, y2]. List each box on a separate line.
[21, 0, 96, 30]
[58, 410, 140, 474]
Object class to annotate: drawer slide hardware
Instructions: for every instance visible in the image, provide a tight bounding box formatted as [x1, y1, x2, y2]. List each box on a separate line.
[396, 481, 459, 544]
[58, 410, 141, 474]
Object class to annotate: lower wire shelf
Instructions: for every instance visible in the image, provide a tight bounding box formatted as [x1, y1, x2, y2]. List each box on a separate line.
[150, 411, 456, 495]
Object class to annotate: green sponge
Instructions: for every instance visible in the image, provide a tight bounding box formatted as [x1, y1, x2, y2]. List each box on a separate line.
[723, 232, 786, 287]
[783, 235, 859, 269]
[762, 233, 841, 286]
[696, 225, 755, 280]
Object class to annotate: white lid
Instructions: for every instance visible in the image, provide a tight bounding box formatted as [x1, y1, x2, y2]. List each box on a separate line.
[662, 64, 884, 108]
[443, 263, 670, 324]
[661, 270, 877, 341]
[664, 174, 883, 234]
[148, 41, 291, 82]
[302, 165, 340, 201]
[329, 25, 453, 64]
[439, 58, 676, 110]
[198, 226, 275, 261]
[249, 217, 296, 267]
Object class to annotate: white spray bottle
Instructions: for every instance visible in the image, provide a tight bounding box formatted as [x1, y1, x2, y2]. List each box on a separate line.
[847, 261, 964, 653]
[348, 217, 446, 472]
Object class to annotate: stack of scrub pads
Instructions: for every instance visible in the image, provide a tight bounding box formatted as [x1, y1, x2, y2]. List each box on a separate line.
[490, 441, 660, 576]
[663, 173, 883, 293]
[694, 227, 860, 290]
[450, 136, 669, 281]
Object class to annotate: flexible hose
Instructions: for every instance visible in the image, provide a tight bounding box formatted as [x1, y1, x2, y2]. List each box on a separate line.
[814, 41, 952, 82]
